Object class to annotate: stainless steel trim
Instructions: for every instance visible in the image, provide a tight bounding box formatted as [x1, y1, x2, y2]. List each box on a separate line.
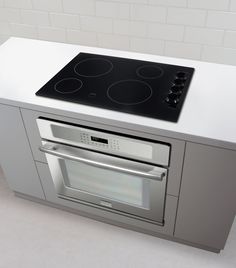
[39, 143, 165, 181]
[58, 194, 164, 226]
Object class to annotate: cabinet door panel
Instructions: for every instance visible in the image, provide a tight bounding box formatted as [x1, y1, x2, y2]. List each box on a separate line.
[175, 142, 236, 250]
[0, 104, 45, 199]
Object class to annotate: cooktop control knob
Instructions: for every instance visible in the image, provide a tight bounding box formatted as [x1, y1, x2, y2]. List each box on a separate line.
[174, 78, 185, 86]
[165, 93, 180, 106]
[171, 85, 183, 94]
[176, 71, 187, 80]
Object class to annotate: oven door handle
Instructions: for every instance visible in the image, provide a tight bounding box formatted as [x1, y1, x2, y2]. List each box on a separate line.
[39, 144, 165, 181]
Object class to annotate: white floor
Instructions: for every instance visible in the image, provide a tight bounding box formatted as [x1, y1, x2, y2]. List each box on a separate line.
[0, 169, 235, 268]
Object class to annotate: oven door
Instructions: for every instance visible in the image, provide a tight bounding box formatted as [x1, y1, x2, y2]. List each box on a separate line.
[40, 141, 168, 225]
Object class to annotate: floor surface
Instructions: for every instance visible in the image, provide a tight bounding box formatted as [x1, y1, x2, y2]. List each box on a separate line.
[0, 168, 236, 268]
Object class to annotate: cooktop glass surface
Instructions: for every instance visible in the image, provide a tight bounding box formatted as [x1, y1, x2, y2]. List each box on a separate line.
[36, 52, 194, 122]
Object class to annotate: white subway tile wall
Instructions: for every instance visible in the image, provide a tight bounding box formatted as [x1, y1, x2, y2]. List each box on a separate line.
[1, 0, 236, 65]
[32, 0, 63, 12]
[224, 31, 236, 48]
[4, 0, 32, 9]
[0, 8, 21, 23]
[231, 0, 236, 11]
[50, 13, 80, 29]
[38, 26, 66, 42]
[21, 10, 50, 26]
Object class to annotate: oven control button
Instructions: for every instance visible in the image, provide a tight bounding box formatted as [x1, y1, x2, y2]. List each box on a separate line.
[110, 139, 120, 150]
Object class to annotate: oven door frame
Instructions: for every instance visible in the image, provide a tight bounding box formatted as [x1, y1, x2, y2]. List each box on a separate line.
[40, 141, 168, 225]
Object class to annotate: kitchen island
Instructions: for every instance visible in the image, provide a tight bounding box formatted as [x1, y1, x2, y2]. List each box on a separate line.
[0, 37, 235, 252]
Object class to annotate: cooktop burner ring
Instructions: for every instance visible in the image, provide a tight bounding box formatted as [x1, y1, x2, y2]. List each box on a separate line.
[54, 78, 83, 94]
[107, 79, 153, 105]
[136, 65, 164, 79]
[74, 58, 113, 78]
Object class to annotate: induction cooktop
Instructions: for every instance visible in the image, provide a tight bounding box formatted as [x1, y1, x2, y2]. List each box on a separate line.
[36, 52, 194, 122]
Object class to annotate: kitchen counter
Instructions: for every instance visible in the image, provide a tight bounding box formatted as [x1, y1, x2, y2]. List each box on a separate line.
[0, 37, 236, 150]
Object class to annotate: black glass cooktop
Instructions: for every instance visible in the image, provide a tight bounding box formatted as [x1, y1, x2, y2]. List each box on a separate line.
[36, 52, 194, 122]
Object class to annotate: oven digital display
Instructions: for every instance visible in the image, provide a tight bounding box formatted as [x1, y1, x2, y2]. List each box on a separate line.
[91, 136, 108, 144]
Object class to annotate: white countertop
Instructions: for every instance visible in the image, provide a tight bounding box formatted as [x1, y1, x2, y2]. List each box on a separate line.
[1, 37, 236, 149]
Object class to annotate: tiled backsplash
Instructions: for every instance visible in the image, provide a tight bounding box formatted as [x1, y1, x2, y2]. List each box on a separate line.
[1, 0, 236, 65]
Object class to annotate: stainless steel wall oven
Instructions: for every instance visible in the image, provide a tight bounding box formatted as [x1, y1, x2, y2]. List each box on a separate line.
[37, 118, 170, 225]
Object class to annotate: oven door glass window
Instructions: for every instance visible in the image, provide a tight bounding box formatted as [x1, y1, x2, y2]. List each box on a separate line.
[62, 159, 150, 209]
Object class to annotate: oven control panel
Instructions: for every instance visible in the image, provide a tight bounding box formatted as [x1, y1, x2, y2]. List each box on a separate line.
[78, 132, 153, 160]
[37, 118, 170, 166]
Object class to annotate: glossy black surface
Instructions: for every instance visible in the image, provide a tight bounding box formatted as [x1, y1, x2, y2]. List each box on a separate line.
[36, 52, 194, 122]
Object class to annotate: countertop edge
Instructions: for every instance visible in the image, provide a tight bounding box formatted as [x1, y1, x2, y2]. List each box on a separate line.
[1, 97, 235, 152]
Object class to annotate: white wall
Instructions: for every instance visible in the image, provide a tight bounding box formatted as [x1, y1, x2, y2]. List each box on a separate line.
[1, 0, 236, 65]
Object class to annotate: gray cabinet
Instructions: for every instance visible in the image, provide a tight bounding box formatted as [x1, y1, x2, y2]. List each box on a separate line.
[0, 104, 45, 199]
[1, 104, 235, 252]
[174, 142, 236, 250]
